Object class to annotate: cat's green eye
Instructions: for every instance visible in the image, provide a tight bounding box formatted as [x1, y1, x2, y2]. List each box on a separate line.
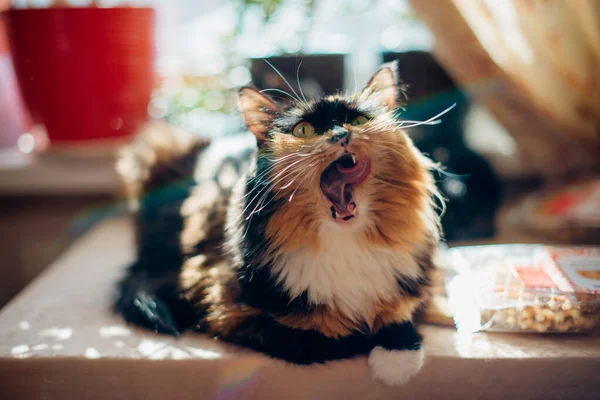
[292, 122, 316, 138]
[350, 116, 369, 126]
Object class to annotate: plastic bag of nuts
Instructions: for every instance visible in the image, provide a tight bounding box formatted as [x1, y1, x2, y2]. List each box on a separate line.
[445, 244, 600, 333]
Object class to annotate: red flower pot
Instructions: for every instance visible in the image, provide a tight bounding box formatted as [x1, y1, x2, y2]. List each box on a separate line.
[4, 7, 155, 146]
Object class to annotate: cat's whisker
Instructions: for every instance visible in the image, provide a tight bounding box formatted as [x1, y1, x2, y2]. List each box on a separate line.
[251, 157, 316, 207]
[373, 175, 446, 215]
[430, 165, 470, 180]
[276, 152, 315, 158]
[371, 177, 426, 198]
[232, 150, 321, 212]
[396, 104, 457, 129]
[237, 157, 300, 200]
[398, 120, 442, 126]
[359, 122, 398, 135]
[252, 168, 307, 215]
[287, 168, 314, 203]
[268, 158, 308, 183]
[351, 54, 358, 94]
[370, 144, 412, 161]
[278, 169, 305, 190]
[248, 149, 323, 218]
[242, 163, 309, 235]
[296, 60, 308, 104]
[365, 139, 407, 148]
[239, 158, 307, 221]
[299, 145, 327, 154]
[251, 152, 310, 177]
[230, 164, 303, 227]
[266, 152, 312, 165]
[246, 178, 284, 224]
[263, 59, 303, 105]
[431, 186, 447, 215]
[232, 180, 284, 225]
[259, 88, 300, 103]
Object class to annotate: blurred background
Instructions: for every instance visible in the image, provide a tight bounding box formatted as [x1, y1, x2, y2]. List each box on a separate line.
[0, 0, 598, 308]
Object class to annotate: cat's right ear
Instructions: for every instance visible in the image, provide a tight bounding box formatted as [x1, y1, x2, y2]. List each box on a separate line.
[359, 61, 405, 110]
[238, 87, 279, 144]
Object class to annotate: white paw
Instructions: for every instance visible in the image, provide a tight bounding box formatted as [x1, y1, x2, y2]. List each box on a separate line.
[368, 346, 424, 386]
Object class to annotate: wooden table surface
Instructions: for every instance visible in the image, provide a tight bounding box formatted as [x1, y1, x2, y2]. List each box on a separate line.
[1, 217, 599, 399]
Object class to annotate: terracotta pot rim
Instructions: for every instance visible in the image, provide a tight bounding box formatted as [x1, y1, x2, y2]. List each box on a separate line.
[4, 7, 155, 14]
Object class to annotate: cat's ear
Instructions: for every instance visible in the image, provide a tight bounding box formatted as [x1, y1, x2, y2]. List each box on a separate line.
[238, 87, 279, 144]
[360, 60, 405, 110]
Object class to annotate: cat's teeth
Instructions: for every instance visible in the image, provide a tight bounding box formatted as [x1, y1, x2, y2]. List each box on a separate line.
[333, 210, 339, 219]
[351, 153, 357, 165]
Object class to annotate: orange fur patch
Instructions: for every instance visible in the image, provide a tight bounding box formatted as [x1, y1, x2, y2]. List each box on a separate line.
[180, 255, 263, 337]
[361, 123, 438, 251]
[371, 297, 426, 331]
[264, 111, 439, 256]
[276, 292, 429, 338]
[276, 306, 360, 338]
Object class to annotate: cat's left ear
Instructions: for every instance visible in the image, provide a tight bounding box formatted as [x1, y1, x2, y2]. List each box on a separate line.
[359, 60, 405, 110]
[238, 87, 280, 145]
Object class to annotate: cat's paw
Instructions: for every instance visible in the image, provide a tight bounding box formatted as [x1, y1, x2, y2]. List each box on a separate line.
[368, 346, 424, 386]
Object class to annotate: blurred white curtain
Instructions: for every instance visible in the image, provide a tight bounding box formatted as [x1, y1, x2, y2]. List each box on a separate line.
[411, 0, 600, 176]
[455, 0, 600, 142]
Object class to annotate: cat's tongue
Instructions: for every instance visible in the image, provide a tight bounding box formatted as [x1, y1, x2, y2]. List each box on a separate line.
[320, 154, 371, 214]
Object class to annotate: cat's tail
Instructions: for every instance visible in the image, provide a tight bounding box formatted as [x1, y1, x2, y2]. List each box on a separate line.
[116, 121, 209, 209]
[114, 122, 209, 334]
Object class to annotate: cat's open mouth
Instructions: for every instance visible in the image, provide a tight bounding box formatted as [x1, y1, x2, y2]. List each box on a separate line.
[320, 152, 372, 222]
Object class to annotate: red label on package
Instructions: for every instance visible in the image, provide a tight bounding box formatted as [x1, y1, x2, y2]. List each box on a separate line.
[513, 264, 557, 288]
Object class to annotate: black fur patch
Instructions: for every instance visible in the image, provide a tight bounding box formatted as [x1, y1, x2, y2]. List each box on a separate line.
[232, 153, 313, 316]
[374, 321, 422, 351]
[237, 260, 312, 315]
[226, 313, 373, 364]
[273, 98, 364, 134]
[223, 314, 421, 364]
[115, 185, 198, 334]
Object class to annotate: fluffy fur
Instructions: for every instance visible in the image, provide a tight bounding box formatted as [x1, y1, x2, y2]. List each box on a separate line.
[271, 235, 423, 321]
[369, 347, 425, 386]
[115, 61, 441, 386]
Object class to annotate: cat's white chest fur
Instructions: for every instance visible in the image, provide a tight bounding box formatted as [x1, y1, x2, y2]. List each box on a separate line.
[270, 228, 421, 320]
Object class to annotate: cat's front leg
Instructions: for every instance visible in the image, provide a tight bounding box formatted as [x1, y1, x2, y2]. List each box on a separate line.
[215, 313, 373, 364]
[368, 321, 424, 386]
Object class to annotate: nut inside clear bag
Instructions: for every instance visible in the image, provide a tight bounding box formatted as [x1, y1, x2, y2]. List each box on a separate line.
[445, 244, 600, 333]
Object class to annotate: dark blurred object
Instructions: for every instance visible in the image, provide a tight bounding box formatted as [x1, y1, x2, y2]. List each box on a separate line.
[384, 51, 502, 241]
[4, 7, 155, 146]
[507, 177, 600, 245]
[251, 54, 345, 100]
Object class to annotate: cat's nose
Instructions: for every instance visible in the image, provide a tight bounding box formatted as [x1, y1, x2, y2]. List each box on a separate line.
[329, 126, 351, 146]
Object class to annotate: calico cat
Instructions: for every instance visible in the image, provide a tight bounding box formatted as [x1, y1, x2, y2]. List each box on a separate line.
[115, 61, 441, 386]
